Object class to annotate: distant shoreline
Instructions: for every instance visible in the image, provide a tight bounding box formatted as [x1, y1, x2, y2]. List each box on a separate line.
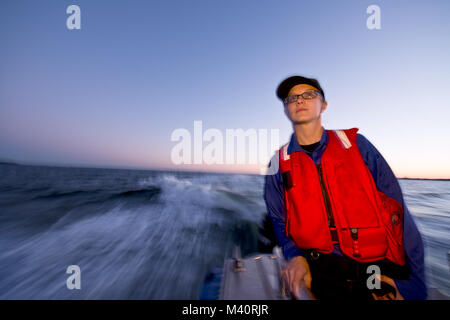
[1, 161, 449, 181]
[0, 161, 20, 166]
[398, 177, 450, 181]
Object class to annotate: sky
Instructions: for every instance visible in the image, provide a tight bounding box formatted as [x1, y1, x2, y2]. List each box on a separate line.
[1, 0, 449, 178]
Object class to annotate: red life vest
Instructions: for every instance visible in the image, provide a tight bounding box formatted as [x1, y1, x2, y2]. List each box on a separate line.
[279, 128, 405, 266]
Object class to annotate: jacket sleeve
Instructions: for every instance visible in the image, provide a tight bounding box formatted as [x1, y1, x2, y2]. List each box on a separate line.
[264, 154, 305, 261]
[356, 134, 428, 300]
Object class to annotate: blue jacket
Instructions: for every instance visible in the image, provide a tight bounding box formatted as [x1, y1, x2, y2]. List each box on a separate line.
[264, 129, 427, 300]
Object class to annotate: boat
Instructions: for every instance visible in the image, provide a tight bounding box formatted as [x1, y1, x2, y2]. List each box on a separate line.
[200, 214, 449, 300]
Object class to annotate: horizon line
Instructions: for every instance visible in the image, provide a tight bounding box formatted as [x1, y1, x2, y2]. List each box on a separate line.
[1, 159, 449, 181]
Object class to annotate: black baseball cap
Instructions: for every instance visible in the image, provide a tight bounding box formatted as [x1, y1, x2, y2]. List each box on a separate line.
[276, 75, 325, 102]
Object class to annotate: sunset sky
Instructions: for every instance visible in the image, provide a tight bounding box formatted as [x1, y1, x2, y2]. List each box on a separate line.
[1, 0, 449, 179]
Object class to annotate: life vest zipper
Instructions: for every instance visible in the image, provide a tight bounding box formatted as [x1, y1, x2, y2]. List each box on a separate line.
[316, 163, 338, 243]
[317, 163, 360, 257]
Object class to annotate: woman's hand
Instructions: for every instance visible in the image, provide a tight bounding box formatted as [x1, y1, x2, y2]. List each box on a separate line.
[371, 274, 404, 300]
[282, 256, 313, 299]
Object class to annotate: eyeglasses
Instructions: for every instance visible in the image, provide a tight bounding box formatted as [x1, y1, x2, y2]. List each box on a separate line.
[283, 90, 321, 105]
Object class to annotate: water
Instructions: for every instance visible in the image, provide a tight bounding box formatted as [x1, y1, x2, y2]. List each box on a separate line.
[399, 179, 450, 297]
[0, 164, 448, 299]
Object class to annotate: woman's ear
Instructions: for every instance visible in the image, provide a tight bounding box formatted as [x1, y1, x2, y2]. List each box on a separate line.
[321, 101, 328, 113]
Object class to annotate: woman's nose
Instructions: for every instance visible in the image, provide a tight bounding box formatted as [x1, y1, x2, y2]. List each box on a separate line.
[296, 98, 305, 104]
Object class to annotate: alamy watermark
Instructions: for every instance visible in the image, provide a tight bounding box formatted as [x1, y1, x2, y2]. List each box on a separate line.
[367, 5, 381, 30]
[64, 5, 381, 31]
[66, 265, 81, 290]
[170, 121, 280, 175]
[66, 5, 81, 30]
[366, 264, 381, 290]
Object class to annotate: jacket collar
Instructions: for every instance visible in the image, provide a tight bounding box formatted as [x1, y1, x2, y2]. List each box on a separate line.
[287, 127, 329, 156]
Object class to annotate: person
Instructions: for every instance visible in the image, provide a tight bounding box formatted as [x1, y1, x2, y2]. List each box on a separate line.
[264, 75, 427, 300]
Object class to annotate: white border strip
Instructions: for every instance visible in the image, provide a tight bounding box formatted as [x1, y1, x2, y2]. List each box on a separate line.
[282, 143, 290, 160]
[334, 130, 352, 149]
